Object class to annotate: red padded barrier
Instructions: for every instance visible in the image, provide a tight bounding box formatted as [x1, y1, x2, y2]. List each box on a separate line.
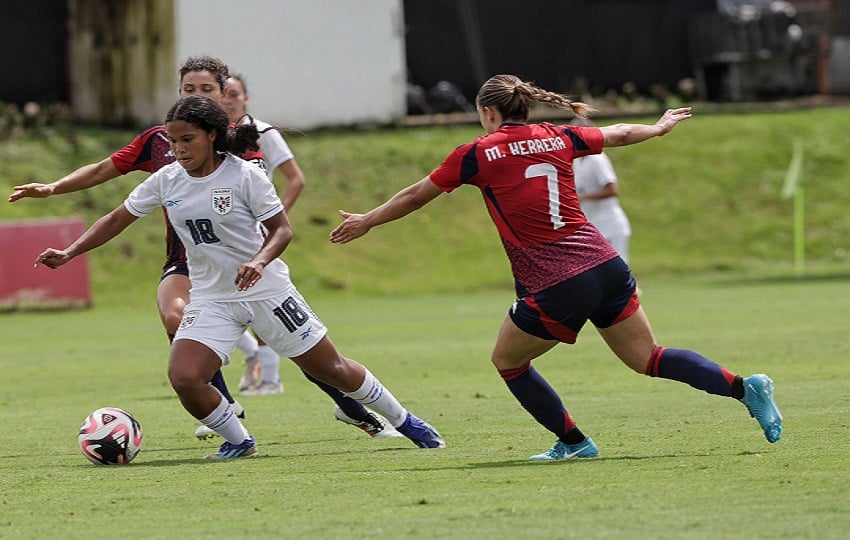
[0, 217, 91, 310]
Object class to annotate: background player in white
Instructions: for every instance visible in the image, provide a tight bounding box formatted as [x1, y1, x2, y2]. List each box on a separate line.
[571, 120, 632, 263]
[35, 95, 445, 459]
[222, 73, 300, 396]
[219, 72, 402, 437]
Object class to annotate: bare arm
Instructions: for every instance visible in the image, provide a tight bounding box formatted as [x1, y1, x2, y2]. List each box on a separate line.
[34, 205, 138, 268]
[274, 159, 306, 211]
[329, 176, 443, 244]
[234, 210, 293, 291]
[600, 107, 692, 148]
[9, 157, 122, 202]
[579, 182, 619, 201]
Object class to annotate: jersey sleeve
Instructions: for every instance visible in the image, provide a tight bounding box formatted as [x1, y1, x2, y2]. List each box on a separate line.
[560, 125, 605, 158]
[258, 127, 294, 171]
[428, 142, 476, 193]
[124, 173, 163, 217]
[244, 165, 284, 222]
[110, 126, 166, 174]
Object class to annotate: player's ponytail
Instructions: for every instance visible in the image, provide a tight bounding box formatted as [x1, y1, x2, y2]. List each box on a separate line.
[225, 119, 260, 155]
[476, 74, 596, 121]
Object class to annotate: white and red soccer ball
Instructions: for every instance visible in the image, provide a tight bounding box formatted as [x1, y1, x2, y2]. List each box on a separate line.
[78, 407, 143, 465]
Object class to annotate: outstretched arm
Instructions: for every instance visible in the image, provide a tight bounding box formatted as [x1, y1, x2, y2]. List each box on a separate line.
[600, 107, 692, 148]
[35, 205, 138, 269]
[9, 157, 122, 202]
[329, 176, 443, 244]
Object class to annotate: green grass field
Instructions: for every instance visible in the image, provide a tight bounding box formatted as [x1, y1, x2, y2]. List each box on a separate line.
[2, 276, 849, 538]
[2, 106, 849, 537]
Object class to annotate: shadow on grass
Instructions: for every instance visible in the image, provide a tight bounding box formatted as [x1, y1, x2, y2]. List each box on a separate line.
[80, 445, 772, 469]
[463, 448, 770, 469]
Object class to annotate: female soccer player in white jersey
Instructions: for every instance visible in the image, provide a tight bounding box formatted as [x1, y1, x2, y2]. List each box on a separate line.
[9, 56, 398, 441]
[330, 74, 782, 460]
[34, 95, 445, 459]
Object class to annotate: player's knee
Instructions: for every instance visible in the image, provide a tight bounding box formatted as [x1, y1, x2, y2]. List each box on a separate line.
[167, 365, 205, 396]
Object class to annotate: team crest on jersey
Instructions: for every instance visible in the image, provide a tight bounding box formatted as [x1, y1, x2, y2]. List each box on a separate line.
[179, 310, 201, 330]
[211, 188, 233, 215]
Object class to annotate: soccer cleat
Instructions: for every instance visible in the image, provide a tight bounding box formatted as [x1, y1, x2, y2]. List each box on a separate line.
[204, 437, 258, 460]
[194, 425, 219, 440]
[395, 413, 446, 448]
[529, 437, 599, 461]
[740, 374, 783, 443]
[240, 380, 284, 396]
[238, 356, 261, 391]
[333, 405, 403, 438]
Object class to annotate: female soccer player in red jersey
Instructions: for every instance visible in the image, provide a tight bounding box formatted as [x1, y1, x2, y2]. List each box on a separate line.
[331, 74, 782, 460]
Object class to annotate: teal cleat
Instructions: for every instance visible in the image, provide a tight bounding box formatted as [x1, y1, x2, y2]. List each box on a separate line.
[530, 437, 598, 461]
[740, 374, 783, 443]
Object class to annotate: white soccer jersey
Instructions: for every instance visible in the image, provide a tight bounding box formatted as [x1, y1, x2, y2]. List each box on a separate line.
[573, 152, 632, 239]
[253, 118, 294, 173]
[124, 154, 291, 301]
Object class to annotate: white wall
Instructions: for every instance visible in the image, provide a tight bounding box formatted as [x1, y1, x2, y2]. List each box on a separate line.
[175, 0, 406, 130]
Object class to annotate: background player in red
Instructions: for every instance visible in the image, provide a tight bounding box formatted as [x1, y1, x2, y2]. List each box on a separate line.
[330, 74, 783, 460]
[9, 56, 247, 424]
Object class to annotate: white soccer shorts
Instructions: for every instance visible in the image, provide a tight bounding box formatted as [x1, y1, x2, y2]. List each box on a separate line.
[174, 288, 328, 364]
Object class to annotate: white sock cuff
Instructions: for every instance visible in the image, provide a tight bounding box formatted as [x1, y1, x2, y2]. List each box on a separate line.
[200, 395, 250, 444]
[200, 396, 231, 428]
[346, 369, 381, 404]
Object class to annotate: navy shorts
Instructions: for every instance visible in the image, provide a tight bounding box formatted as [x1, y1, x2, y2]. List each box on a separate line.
[509, 257, 639, 344]
[160, 262, 189, 281]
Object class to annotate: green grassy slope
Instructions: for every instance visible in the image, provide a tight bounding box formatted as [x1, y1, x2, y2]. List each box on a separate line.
[2, 106, 849, 307]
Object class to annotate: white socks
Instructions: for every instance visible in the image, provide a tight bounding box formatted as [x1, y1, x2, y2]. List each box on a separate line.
[200, 395, 251, 444]
[236, 330, 259, 359]
[344, 369, 407, 426]
[256, 345, 281, 384]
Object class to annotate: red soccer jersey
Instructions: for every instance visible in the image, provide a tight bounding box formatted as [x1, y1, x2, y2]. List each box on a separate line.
[429, 122, 618, 294]
[111, 125, 185, 270]
[110, 125, 174, 174]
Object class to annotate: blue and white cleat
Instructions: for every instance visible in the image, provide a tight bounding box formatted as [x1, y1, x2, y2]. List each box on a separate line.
[204, 437, 258, 460]
[530, 437, 599, 461]
[396, 413, 446, 448]
[740, 374, 783, 443]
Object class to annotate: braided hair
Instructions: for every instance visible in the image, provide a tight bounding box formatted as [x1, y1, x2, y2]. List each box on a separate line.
[475, 74, 596, 121]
